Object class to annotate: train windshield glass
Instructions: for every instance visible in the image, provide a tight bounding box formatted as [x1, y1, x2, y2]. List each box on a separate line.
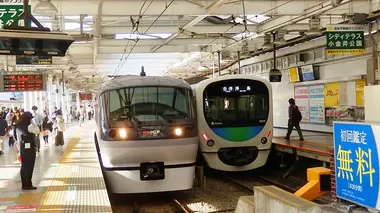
[203, 79, 269, 127]
[107, 86, 192, 122]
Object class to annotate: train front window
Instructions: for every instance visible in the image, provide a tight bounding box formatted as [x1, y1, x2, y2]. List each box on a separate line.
[203, 79, 269, 127]
[107, 86, 192, 122]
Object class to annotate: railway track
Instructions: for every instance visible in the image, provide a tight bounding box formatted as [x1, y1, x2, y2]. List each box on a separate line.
[133, 197, 193, 213]
[224, 174, 331, 205]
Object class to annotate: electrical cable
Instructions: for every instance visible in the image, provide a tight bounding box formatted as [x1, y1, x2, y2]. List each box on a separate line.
[114, 0, 175, 75]
[113, 0, 150, 76]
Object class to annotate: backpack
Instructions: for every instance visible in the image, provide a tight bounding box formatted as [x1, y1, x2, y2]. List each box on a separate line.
[293, 106, 303, 123]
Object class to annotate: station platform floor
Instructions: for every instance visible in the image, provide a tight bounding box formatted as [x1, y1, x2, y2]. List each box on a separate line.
[272, 128, 333, 162]
[0, 120, 112, 212]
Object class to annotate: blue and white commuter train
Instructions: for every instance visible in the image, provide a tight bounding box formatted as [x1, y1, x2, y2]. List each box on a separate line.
[94, 75, 198, 193]
[193, 75, 273, 171]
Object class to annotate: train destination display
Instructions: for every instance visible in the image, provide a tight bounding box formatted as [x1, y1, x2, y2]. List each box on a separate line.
[0, 72, 46, 92]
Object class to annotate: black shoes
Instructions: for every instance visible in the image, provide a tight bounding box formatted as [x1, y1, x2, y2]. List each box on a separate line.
[22, 186, 37, 190]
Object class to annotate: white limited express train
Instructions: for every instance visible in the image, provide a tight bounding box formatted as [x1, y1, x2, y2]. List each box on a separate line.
[94, 75, 198, 193]
[193, 75, 273, 171]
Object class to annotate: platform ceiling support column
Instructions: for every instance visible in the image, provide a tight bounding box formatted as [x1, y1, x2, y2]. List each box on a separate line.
[47, 75, 53, 115]
[76, 91, 80, 113]
[237, 51, 241, 74]
[218, 51, 221, 76]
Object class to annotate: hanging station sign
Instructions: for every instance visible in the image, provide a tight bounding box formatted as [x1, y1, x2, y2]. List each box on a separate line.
[16, 55, 53, 65]
[0, 71, 47, 92]
[0, 1, 31, 28]
[326, 24, 365, 55]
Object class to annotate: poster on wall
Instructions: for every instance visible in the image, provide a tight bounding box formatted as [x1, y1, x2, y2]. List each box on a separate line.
[309, 85, 325, 124]
[288, 67, 300, 83]
[294, 86, 310, 122]
[356, 79, 365, 106]
[325, 82, 340, 107]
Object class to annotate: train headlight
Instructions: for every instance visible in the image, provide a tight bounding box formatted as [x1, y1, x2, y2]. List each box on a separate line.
[118, 129, 128, 139]
[174, 127, 183, 136]
[261, 137, 268, 144]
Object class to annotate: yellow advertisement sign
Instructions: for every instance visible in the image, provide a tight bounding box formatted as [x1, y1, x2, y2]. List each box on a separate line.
[356, 79, 365, 106]
[288, 67, 300, 83]
[325, 82, 340, 107]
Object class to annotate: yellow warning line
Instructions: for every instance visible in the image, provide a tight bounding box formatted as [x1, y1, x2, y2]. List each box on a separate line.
[36, 137, 80, 213]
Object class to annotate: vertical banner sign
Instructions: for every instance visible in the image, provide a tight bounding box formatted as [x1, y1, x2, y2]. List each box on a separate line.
[309, 85, 325, 124]
[0, 1, 31, 28]
[325, 82, 340, 107]
[334, 122, 380, 210]
[326, 24, 365, 55]
[356, 79, 365, 106]
[294, 86, 310, 122]
[288, 67, 300, 83]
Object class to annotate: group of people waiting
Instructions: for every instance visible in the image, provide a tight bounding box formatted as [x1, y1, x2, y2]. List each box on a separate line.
[0, 106, 66, 190]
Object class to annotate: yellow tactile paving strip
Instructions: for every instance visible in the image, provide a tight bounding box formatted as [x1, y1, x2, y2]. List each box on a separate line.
[36, 135, 113, 213]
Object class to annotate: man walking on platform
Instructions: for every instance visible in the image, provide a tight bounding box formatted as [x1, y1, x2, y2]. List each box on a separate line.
[32, 106, 43, 153]
[285, 98, 304, 141]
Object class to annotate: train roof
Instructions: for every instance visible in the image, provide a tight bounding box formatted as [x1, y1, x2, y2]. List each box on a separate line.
[99, 75, 191, 94]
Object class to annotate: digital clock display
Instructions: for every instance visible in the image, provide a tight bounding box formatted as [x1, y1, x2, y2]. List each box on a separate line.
[2, 74, 44, 92]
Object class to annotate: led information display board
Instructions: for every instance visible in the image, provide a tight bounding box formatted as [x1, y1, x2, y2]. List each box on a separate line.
[0, 71, 46, 92]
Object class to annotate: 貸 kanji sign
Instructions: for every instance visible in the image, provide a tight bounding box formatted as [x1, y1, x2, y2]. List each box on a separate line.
[334, 122, 380, 209]
[326, 24, 365, 55]
[0, 1, 31, 28]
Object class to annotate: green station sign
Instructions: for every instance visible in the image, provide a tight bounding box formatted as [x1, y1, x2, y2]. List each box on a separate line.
[325, 24, 365, 55]
[0, 2, 31, 28]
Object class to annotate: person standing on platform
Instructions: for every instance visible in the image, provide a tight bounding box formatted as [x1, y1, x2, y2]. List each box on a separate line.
[285, 98, 304, 141]
[12, 110, 21, 142]
[0, 112, 8, 155]
[78, 106, 85, 126]
[15, 111, 40, 190]
[31, 106, 43, 153]
[41, 112, 52, 145]
[55, 110, 65, 146]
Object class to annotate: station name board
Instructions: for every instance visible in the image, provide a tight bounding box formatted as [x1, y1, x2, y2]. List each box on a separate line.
[0, 72, 46, 92]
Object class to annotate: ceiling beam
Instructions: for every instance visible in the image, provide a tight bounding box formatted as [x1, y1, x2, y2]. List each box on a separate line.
[221, 0, 356, 51]
[101, 24, 254, 34]
[100, 23, 310, 34]
[98, 45, 202, 54]
[33, 0, 368, 16]
[99, 38, 230, 46]
[151, 0, 230, 52]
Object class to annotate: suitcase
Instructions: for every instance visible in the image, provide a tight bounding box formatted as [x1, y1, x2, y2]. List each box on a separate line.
[55, 131, 64, 146]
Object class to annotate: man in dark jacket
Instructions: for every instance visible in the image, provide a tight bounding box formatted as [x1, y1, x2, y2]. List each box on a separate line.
[285, 98, 304, 141]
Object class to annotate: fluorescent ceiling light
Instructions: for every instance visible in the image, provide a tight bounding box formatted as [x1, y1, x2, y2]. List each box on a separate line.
[31, 22, 52, 29]
[33, 0, 58, 14]
[115, 33, 172, 40]
[64, 15, 93, 20]
[247, 14, 270, 23]
[233, 32, 256, 40]
[64, 23, 92, 31]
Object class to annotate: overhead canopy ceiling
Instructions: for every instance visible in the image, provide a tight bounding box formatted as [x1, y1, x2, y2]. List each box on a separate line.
[0, 0, 375, 90]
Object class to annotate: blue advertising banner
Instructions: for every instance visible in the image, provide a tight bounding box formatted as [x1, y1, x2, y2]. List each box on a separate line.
[334, 122, 380, 209]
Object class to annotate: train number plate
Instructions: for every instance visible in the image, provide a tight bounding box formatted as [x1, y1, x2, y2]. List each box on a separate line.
[140, 162, 165, 181]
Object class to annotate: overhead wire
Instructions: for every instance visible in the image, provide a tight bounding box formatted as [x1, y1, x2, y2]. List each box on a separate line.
[113, 0, 149, 76]
[114, 0, 175, 75]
